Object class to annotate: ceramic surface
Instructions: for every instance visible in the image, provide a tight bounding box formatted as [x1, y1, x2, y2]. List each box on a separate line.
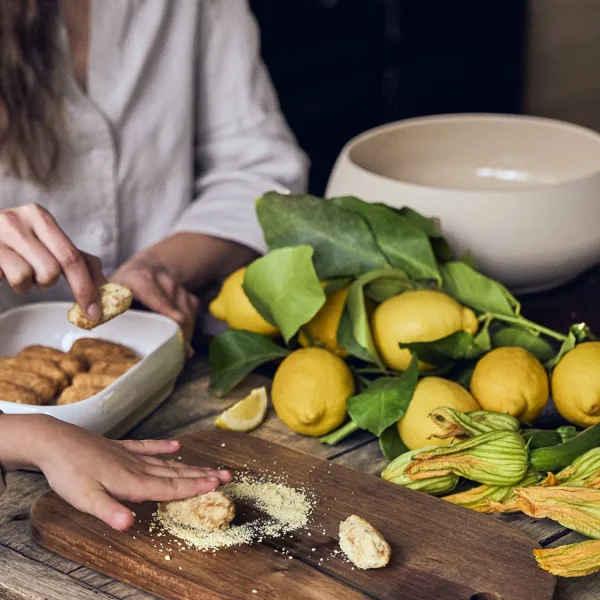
[0, 303, 185, 435]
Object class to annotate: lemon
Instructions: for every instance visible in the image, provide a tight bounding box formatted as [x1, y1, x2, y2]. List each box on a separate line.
[298, 287, 349, 357]
[209, 267, 278, 337]
[215, 387, 268, 432]
[398, 377, 480, 450]
[271, 347, 354, 436]
[552, 342, 600, 428]
[470, 347, 549, 424]
[371, 290, 479, 371]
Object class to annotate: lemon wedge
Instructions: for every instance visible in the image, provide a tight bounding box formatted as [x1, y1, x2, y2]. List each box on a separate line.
[215, 387, 268, 432]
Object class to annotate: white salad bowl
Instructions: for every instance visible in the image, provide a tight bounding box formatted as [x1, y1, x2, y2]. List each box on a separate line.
[326, 113, 600, 293]
[0, 303, 185, 437]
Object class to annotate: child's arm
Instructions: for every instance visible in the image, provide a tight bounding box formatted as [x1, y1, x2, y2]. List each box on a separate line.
[0, 413, 230, 530]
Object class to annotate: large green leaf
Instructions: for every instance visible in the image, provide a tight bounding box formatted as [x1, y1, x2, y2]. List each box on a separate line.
[364, 271, 414, 303]
[379, 425, 409, 461]
[347, 355, 419, 436]
[400, 330, 490, 364]
[243, 246, 325, 344]
[209, 331, 289, 397]
[256, 192, 390, 279]
[398, 207, 442, 238]
[331, 197, 441, 284]
[492, 326, 555, 362]
[337, 307, 377, 363]
[441, 261, 520, 317]
[345, 269, 412, 366]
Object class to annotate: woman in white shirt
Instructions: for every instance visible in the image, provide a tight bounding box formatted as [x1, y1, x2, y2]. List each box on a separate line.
[0, 0, 306, 529]
[0, 0, 308, 341]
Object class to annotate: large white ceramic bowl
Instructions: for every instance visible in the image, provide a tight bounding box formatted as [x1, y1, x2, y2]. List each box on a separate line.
[0, 303, 185, 438]
[326, 113, 600, 293]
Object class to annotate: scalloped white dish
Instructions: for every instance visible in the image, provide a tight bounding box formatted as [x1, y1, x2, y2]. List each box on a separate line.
[0, 302, 185, 438]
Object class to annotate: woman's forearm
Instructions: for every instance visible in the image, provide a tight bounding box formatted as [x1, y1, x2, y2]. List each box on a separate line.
[143, 232, 258, 290]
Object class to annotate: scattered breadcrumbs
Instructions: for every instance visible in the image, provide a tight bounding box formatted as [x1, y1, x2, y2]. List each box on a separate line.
[152, 472, 316, 553]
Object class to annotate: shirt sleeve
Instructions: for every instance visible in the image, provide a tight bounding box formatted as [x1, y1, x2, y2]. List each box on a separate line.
[170, 0, 309, 255]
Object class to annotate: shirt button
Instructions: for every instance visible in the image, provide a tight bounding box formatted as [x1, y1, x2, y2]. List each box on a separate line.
[99, 228, 114, 245]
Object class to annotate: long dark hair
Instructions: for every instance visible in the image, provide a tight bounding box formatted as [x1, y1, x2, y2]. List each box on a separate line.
[0, 0, 63, 186]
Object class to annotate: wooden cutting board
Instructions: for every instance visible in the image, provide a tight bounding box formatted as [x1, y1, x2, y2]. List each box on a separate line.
[31, 431, 555, 600]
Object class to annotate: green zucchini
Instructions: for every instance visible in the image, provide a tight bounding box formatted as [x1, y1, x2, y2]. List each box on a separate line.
[530, 423, 600, 472]
[524, 430, 562, 450]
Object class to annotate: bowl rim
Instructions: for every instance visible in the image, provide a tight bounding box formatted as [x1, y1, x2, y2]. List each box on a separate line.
[334, 112, 600, 195]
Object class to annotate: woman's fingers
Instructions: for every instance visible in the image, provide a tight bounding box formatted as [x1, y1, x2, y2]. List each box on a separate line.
[82, 252, 108, 286]
[117, 439, 180, 456]
[0, 244, 34, 293]
[174, 286, 200, 344]
[85, 487, 135, 531]
[28, 206, 102, 320]
[116, 269, 184, 323]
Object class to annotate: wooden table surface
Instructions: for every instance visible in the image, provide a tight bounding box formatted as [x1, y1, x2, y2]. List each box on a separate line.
[1, 266, 600, 600]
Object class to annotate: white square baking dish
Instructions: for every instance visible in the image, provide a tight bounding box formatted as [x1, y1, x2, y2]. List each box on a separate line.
[0, 302, 185, 438]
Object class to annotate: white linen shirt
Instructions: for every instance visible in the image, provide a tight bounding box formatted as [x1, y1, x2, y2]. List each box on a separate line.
[0, 0, 308, 312]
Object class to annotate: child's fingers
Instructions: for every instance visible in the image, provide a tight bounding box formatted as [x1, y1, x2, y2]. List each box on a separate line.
[86, 488, 134, 531]
[138, 457, 231, 483]
[117, 439, 180, 456]
[129, 474, 221, 502]
[142, 464, 223, 480]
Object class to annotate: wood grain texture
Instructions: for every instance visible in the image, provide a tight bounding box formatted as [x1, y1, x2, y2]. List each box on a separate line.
[31, 431, 555, 600]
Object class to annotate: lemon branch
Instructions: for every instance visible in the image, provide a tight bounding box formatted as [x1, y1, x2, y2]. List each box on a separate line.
[319, 420, 359, 445]
[478, 312, 568, 342]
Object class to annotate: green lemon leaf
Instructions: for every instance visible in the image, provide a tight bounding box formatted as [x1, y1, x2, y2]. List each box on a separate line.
[331, 196, 442, 284]
[400, 330, 489, 364]
[364, 271, 414, 303]
[256, 192, 389, 279]
[379, 425, 409, 461]
[545, 323, 594, 369]
[344, 269, 410, 366]
[324, 278, 353, 295]
[243, 246, 326, 344]
[441, 261, 520, 317]
[398, 207, 442, 238]
[492, 326, 555, 362]
[209, 331, 289, 397]
[337, 307, 376, 363]
[347, 354, 419, 436]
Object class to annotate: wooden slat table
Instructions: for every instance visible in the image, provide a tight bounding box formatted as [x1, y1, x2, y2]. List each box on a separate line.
[2, 266, 600, 600]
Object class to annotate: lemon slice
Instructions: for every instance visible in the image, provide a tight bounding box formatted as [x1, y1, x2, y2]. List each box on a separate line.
[215, 387, 268, 432]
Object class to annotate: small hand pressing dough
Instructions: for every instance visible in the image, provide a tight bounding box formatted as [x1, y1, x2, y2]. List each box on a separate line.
[68, 283, 133, 330]
[159, 491, 236, 532]
[339, 515, 391, 570]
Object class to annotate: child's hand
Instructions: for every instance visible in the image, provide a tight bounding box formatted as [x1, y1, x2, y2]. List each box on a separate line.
[31, 417, 231, 531]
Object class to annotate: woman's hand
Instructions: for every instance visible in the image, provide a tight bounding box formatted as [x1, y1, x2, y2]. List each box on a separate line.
[111, 252, 200, 348]
[0, 204, 106, 321]
[29, 416, 231, 531]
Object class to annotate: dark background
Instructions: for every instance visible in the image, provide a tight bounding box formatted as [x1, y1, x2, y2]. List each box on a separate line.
[249, 0, 527, 195]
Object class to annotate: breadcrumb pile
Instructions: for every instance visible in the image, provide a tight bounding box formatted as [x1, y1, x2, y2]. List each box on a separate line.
[151, 472, 315, 552]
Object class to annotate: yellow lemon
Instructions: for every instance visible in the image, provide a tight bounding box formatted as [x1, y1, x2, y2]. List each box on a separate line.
[271, 347, 354, 436]
[552, 342, 600, 428]
[470, 347, 549, 424]
[371, 290, 479, 371]
[299, 287, 349, 357]
[209, 267, 278, 337]
[398, 377, 480, 450]
[215, 387, 268, 432]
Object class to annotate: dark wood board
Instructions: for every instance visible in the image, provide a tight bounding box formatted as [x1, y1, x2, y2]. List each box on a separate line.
[30, 431, 555, 600]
